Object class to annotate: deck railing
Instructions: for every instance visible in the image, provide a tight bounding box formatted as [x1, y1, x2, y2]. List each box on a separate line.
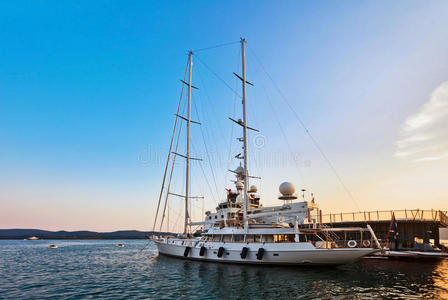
[314, 209, 448, 225]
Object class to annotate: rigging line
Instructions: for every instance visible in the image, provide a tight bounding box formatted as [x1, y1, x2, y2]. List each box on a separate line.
[267, 98, 307, 189]
[257, 74, 308, 190]
[225, 47, 241, 187]
[195, 66, 226, 172]
[191, 142, 218, 204]
[194, 54, 241, 98]
[248, 46, 361, 212]
[196, 64, 227, 149]
[193, 100, 221, 203]
[159, 87, 188, 232]
[195, 64, 230, 200]
[152, 59, 189, 232]
[193, 40, 240, 52]
[225, 89, 237, 185]
[244, 54, 264, 183]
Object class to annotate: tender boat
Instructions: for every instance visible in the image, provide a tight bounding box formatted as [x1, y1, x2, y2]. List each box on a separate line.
[49, 245, 58, 249]
[151, 38, 381, 265]
[117, 244, 124, 248]
[371, 250, 448, 260]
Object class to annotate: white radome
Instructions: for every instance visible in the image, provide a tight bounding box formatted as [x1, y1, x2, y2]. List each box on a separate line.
[235, 181, 244, 190]
[235, 166, 244, 174]
[249, 185, 258, 193]
[279, 182, 295, 196]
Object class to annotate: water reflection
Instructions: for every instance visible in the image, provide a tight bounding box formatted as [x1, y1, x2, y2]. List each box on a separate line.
[1, 240, 447, 299]
[155, 253, 448, 299]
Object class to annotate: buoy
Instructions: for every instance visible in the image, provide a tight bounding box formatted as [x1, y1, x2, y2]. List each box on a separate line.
[347, 240, 357, 248]
[362, 240, 371, 247]
[184, 246, 191, 257]
[199, 246, 206, 256]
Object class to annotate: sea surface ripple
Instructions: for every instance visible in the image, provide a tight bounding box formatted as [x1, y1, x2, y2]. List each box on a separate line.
[1, 240, 447, 299]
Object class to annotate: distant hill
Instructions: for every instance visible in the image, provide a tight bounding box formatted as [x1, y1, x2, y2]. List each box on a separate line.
[0, 229, 174, 240]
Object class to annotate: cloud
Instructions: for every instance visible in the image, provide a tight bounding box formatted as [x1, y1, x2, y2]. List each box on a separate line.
[395, 81, 448, 162]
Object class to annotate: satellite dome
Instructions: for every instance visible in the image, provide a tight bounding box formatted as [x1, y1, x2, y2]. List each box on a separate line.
[249, 185, 258, 193]
[279, 182, 295, 196]
[235, 181, 244, 190]
[235, 166, 244, 174]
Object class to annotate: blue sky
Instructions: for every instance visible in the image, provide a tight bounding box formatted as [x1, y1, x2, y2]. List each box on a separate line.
[1, 1, 448, 231]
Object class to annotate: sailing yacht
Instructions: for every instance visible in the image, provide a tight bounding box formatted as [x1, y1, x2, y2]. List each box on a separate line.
[152, 38, 381, 265]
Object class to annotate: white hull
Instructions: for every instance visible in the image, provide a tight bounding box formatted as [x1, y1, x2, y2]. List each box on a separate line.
[154, 239, 378, 266]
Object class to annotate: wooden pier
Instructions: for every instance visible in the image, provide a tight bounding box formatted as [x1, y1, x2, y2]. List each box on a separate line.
[305, 209, 448, 251]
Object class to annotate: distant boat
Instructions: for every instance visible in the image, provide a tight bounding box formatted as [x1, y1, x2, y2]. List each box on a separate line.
[117, 243, 124, 248]
[26, 236, 39, 240]
[49, 245, 58, 249]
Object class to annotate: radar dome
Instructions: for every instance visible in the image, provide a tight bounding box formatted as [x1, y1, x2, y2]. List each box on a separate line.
[249, 185, 258, 193]
[234, 166, 244, 174]
[235, 181, 244, 190]
[279, 182, 295, 196]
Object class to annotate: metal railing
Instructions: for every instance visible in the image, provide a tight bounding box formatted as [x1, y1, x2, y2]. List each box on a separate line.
[313, 209, 448, 225]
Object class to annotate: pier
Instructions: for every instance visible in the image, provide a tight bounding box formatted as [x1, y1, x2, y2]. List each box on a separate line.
[310, 209, 448, 251]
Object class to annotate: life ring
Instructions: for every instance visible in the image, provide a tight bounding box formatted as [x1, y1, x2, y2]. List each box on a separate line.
[362, 240, 371, 247]
[347, 240, 357, 248]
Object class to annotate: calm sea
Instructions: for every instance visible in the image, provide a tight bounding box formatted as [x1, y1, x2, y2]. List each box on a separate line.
[1, 240, 447, 299]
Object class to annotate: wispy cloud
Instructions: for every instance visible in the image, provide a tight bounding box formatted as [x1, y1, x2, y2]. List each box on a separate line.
[395, 81, 448, 162]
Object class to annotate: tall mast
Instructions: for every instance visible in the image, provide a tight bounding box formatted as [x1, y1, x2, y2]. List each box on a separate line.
[241, 38, 249, 231]
[185, 51, 193, 235]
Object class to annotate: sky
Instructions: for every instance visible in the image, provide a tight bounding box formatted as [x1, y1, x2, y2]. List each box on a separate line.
[1, 0, 448, 232]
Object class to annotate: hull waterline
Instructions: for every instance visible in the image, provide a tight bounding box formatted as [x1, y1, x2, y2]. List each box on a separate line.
[154, 240, 379, 266]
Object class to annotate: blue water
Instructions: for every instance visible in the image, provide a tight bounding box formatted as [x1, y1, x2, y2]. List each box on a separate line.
[1, 240, 447, 299]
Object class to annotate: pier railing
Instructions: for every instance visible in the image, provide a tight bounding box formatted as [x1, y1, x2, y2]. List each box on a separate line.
[316, 209, 448, 226]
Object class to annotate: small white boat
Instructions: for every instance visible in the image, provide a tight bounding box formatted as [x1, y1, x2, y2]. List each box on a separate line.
[117, 243, 124, 248]
[372, 250, 448, 259]
[49, 244, 58, 249]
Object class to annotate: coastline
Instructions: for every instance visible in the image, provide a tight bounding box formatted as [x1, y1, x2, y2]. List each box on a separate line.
[0, 229, 172, 240]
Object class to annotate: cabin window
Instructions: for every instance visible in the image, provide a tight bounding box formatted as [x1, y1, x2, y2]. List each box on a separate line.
[214, 216, 217, 219]
[246, 235, 254, 242]
[209, 216, 212, 220]
[223, 235, 232, 242]
[274, 234, 295, 243]
[233, 235, 243, 242]
[263, 235, 274, 243]
[213, 235, 221, 242]
[221, 215, 224, 218]
[254, 235, 262, 242]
